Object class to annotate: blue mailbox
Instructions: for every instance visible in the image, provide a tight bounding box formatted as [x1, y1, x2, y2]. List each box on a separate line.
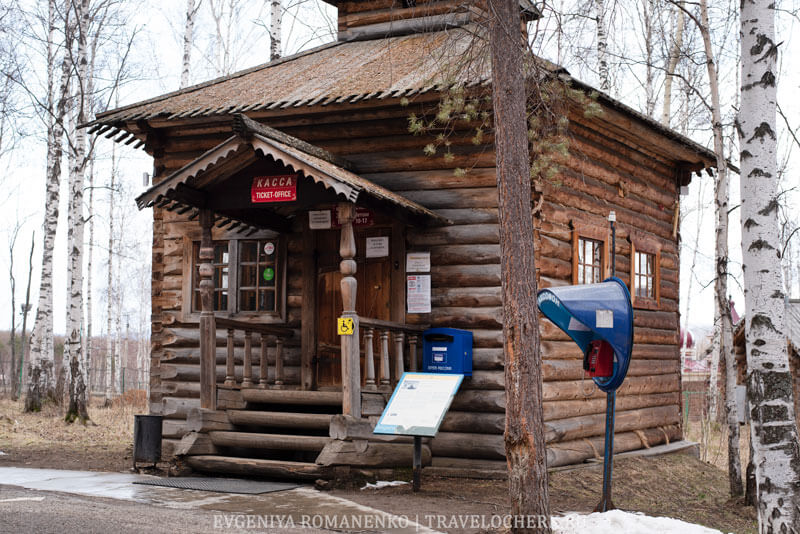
[536, 277, 633, 392]
[422, 327, 473, 376]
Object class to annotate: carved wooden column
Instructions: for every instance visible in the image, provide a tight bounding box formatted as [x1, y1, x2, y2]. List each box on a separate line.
[380, 330, 391, 388]
[224, 328, 235, 386]
[338, 203, 361, 418]
[259, 335, 269, 388]
[198, 209, 217, 409]
[394, 331, 405, 385]
[241, 330, 253, 387]
[274, 338, 285, 387]
[408, 334, 418, 372]
[363, 327, 376, 391]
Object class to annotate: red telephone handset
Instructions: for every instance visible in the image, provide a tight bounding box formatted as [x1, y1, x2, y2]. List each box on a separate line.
[584, 340, 614, 378]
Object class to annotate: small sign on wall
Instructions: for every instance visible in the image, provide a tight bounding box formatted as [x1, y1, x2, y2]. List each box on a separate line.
[251, 175, 297, 203]
[407, 274, 431, 313]
[365, 236, 389, 258]
[406, 252, 430, 273]
[309, 210, 332, 229]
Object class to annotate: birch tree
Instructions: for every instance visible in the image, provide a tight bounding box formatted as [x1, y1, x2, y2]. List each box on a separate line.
[181, 0, 200, 88]
[738, 0, 800, 529]
[25, 0, 74, 412]
[595, 0, 610, 91]
[489, 0, 551, 530]
[269, 0, 280, 60]
[661, 0, 684, 125]
[64, 0, 91, 423]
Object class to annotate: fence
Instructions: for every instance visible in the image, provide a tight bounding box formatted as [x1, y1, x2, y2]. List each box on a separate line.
[0, 359, 148, 398]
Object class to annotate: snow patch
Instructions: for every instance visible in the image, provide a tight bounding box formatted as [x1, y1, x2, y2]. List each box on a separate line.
[552, 510, 726, 534]
[0, 451, 6, 456]
[360, 480, 409, 491]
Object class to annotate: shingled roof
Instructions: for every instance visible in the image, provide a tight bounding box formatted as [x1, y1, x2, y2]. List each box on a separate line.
[90, 26, 716, 166]
[91, 29, 487, 127]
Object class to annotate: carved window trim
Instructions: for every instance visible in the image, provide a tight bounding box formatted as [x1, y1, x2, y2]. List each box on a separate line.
[571, 221, 610, 285]
[628, 231, 662, 310]
[182, 231, 287, 323]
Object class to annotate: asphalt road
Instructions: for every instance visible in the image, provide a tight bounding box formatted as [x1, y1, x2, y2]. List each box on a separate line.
[0, 485, 229, 534]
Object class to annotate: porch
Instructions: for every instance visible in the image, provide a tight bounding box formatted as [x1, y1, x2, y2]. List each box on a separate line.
[138, 115, 447, 476]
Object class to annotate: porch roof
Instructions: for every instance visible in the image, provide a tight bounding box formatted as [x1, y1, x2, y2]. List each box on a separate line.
[135, 115, 449, 231]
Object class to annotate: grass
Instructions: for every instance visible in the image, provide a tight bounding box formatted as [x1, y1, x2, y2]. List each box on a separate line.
[0, 391, 146, 472]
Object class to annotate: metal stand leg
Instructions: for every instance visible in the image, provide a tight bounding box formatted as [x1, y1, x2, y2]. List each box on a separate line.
[413, 436, 422, 492]
[595, 390, 616, 512]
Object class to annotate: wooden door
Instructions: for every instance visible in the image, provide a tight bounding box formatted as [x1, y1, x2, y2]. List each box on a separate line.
[316, 227, 392, 388]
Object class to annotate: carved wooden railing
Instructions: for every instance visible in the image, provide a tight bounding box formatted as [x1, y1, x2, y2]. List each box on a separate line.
[215, 318, 294, 389]
[359, 318, 427, 390]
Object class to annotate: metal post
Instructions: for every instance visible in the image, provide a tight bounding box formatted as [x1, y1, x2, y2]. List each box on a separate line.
[412, 435, 422, 492]
[596, 210, 618, 513]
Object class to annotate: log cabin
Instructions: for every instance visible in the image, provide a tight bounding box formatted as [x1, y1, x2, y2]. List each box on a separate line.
[87, 0, 717, 479]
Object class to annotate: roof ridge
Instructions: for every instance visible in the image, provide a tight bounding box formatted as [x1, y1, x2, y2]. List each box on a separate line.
[92, 40, 343, 123]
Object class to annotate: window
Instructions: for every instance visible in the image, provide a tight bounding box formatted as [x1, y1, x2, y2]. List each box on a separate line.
[628, 234, 661, 309]
[571, 223, 609, 285]
[577, 237, 604, 284]
[634, 251, 655, 299]
[238, 240, 278, 312]
[190, 236, 285, 317]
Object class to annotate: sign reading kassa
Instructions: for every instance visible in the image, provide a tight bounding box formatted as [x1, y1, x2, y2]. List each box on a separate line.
[251, 175, 297, 203]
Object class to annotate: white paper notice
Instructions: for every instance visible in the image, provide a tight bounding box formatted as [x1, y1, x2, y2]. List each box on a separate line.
[365, 236, 389, 258]
[308, 210, 332, 229]
[407, 274, 431, 313]
[406, 252, 430, 273]
[596, 309, 614, 328]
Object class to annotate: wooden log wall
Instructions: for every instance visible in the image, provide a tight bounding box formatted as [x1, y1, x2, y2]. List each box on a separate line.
[140, 94, 692, 465]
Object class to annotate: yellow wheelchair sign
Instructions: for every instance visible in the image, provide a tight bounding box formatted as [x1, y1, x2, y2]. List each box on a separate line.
[337, 317, 355, 336]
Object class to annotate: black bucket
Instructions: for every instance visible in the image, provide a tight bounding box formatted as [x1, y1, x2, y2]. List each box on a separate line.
[133, 414, 163, 467]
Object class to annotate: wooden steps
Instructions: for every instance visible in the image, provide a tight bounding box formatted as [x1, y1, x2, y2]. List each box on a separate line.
[227, 410, 333, 430]
[209, 431, 330, 452]
[241, 389, 343, 406]
[186, 455, 333, 481]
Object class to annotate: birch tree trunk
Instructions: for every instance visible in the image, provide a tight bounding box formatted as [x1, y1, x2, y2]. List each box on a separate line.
[661, 1, 684, 126]
[696, 0, 743, 497]
[19, 233, 35, 400]
[105, 140, 116, 401]
[181, 0, 198, 88]
[488, 0, 550, 530]
[595, 0, 610, 92]
[65, 0, 90, 423]
[25, 0, 72, 412]
[270, 0, 281, 61]
[738, 0, 800, 529]
[86, 157, 94, 393]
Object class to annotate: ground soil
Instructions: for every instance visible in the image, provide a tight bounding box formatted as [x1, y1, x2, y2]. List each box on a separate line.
[0, 397, 758, 533]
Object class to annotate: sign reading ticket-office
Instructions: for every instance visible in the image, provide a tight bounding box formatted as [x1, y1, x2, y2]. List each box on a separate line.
[373, 372, 463, 437]
[251, 175, 297, 203]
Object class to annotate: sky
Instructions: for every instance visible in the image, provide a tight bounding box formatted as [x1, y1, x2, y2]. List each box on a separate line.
[0, 0, 798, 341]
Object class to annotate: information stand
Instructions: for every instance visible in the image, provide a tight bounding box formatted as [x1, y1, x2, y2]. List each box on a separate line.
[373, 372, 464, 491]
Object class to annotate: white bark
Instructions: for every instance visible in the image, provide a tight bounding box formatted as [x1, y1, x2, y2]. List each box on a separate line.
[661, 1, 684, 126]
[25, 0, 71, 412]
[680, 180, 706, 398]
[105, 139, 116, 400]
[595, 0, 609, 91]
[180, 0, 198, 88]
[269, 0, 281, 61]
[696, 0, 743, 497]
[65, 0, 90, 423]
[739, 0, 800, 530]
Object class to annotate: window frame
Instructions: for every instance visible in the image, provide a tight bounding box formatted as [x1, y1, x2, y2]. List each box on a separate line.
[571, 222, 610, 285]
[182, 232, 287, 323]
[628, 232, 661, 310]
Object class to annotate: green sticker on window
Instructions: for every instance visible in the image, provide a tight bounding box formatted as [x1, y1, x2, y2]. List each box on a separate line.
[263, 267, 275, 281]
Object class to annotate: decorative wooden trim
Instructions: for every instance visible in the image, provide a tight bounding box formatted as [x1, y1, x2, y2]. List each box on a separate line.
[628, 231, 662, 310]
[570, 219, 610, 284]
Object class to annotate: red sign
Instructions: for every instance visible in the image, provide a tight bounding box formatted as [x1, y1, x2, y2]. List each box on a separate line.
[251, 175, 297, 203]
[332, 207, 373, 228]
